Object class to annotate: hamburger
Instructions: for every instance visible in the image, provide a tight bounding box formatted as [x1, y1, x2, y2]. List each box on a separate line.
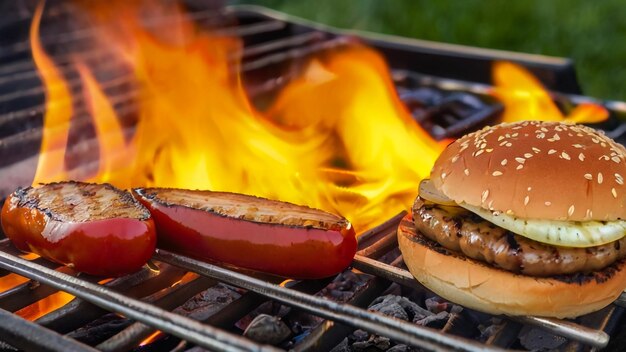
[398, 120, 626, 318]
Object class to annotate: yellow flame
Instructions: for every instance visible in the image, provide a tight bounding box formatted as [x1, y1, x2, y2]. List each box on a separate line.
[30, 2, 443, 232]
[31, 2, 72, 183]
[76, 61, 133, 182]
[491, 61, 608, 123]
[30, 3, 609, 235]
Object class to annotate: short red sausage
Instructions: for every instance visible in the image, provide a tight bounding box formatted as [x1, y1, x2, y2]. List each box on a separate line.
[1, 182, 156, 277]
[133, 188, 357, 279]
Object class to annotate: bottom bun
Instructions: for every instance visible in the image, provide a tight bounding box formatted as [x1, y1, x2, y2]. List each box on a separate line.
[398, 214, 626, 318]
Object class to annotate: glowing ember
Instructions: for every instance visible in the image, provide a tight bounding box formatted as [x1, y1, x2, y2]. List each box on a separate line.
[491, 61, 608, 123]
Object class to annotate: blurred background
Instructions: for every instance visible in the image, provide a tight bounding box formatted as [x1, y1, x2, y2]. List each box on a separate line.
[235, 0, 626, 101]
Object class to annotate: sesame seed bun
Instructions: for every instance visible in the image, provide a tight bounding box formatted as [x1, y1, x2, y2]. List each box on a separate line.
[431, 121, 626, 221]
[398, 214, 626, 318]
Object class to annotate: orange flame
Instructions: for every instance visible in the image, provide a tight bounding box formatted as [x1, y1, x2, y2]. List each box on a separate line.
[140, 331, 164, 346]
[30, 3, 73, 183]
[491, 61, 608, 123]
[30, 2, 443, 233]
[15, 291, 74, 321]
[29, 2, 609, 235]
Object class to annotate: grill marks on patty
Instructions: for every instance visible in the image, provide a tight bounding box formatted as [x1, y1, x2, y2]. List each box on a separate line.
[412, 197, 626, 277]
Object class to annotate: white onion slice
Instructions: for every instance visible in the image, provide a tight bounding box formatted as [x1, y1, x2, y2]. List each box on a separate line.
[418, 179, 457, 206]
[461, 203, 626, 248]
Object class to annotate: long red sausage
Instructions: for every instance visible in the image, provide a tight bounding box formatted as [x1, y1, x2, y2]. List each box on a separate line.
[1, 182, 156, 277]
[132, 188, 357, 279]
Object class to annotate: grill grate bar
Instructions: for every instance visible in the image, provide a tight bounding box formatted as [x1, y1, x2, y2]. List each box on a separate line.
[351, 254, 611, 348]
[0, 250, 281, 352]
[241, 36, 349, 72]
[0, 16, 286, 61]
[0, 307, 98, 352]
[96, 274, 217, 352]
[153, 249, 507, 352]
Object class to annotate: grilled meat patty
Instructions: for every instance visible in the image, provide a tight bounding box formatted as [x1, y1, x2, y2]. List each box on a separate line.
[412, 197, 626, 276]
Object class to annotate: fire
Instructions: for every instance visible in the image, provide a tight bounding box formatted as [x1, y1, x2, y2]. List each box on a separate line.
[491, 61, 608, 123]
[30, 1, 443, 232]
[15, 291, 74, 321]
[12, 0, 614, 322]
[30, 3, 73, 183]
[140, 331, 163, 346]
[28, 2, 609, 235]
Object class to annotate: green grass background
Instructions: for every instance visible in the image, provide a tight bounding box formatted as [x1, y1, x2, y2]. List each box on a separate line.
[234, 0, 626, 101]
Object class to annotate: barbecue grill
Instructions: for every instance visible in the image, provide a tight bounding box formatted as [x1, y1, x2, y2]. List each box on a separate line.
[1, 2, 626, 351]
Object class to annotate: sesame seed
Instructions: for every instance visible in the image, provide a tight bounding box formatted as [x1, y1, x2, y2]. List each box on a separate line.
[480, 143, 487, 149]
[568, 205, 575, 217]
[506, 209, 514, 215]
[532, 147, 541, 153]
[612, 188, 618, 198]
[492, 171, 503, 177]
[524, 195, 530, 205]
[452, 155, 460, 163]
[560, 151, 570, 160]
[486, 148, 493, 153]
[553, 133, 560, 140]
[505, 143, 513, 147]
[524, 153, 533, 158]
[498, 135, 505, 141]
[464, 169, 470, 176]
[579, 153, 585, 161]
[441, 172, 447, 179]
[516, 164, 524, 170]
[584, 173, 593, 180]
[598, 172, 604, 184]
[612, 156, 621, 163]
[592, 138, 599, 144]
[616, 173, 624, 185]
[573, 144, 583, 149]
[512, 133, 519, 137]
[475, 150, 485, 157]
[545, 201, 551, 206]
[482, 190, 490, 202]
[548, 149, 557, 155]
[527, 187, 532, 191]
[515, 157, 526, 164]
[501, 159, 508, 166]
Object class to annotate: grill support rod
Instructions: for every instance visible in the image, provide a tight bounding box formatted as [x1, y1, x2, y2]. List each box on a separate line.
[154, 249, 507, 352]
[0, 308, 98, 352]
[352, 254, 610, 349]
[0, 251, 280, 352]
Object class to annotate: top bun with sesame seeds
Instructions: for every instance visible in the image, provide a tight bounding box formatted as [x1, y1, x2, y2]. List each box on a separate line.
[431, 120, 626, 221]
